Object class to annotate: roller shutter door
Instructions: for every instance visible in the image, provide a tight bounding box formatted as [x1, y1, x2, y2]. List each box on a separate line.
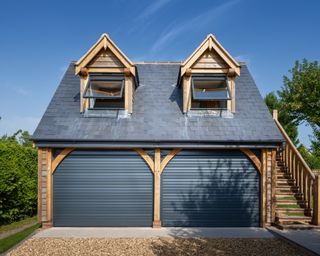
[161, 150, 260, 227]
[53, 150, 153, 227]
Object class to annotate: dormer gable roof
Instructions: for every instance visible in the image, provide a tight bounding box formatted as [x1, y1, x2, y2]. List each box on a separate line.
[181, 34, 240, 76]
[75, 33, 135, 76]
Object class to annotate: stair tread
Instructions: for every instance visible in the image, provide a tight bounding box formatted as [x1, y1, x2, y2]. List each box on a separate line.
[276, 200, 306, 204]
[276, 185, 298, 188]
[277, 216, 311, 220]
[276, 191, 302, 195]
[276, 208, 305, 211]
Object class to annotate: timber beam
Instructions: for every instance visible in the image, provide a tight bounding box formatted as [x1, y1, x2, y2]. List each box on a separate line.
[135, 148, 181, 228]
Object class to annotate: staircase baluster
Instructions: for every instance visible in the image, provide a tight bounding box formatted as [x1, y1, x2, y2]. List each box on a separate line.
[303, 170, 308, 205]
[308, 178, 312, 212]
[292, 154, 296, 182]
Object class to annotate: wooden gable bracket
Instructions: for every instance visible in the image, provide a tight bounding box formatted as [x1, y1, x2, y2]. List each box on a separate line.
[180, 34, 240, 77]
[74, 33, 135, 76]
[240, 148, 262, 174]
[135, 148, 181, 228]
[134, 148, 181, 174]
[135, 148, 155, 172]
[51, 148, 74, 174]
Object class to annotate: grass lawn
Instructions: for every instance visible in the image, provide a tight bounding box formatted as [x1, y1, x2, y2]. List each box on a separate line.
[0, 216, 38, 234]
[0, 223, 41, 254]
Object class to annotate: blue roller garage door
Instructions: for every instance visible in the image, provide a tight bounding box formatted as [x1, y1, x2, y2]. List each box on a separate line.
[161, 150, 260, 227]
[53, 150, 153, 227]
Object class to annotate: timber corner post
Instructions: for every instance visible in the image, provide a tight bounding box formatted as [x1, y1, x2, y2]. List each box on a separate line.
[38, 147, 74, 228]
[314, 175, 320, 225]
[260, 149, 267, 228]
[38, 148, 53, 228]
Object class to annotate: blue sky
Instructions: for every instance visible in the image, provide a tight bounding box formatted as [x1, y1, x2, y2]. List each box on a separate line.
[0, 0, 319, 147]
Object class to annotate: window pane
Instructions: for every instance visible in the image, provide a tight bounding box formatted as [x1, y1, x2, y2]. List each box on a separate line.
[191, 100, 227, 109]
[192, 79, 230, 100]
[89, 98, 124, 109]
[85, 80, 123, 98]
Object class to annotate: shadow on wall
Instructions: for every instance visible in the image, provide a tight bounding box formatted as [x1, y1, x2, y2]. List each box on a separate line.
[149, 153, 260, 255]
[161, 152, 260, 232]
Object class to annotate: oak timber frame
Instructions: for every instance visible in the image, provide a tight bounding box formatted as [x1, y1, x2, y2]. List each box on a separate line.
[38, 147, 274, 228]
[135, 148, 181, 228]
[75, 34, 136, 113]
[180, 34, 240, 113]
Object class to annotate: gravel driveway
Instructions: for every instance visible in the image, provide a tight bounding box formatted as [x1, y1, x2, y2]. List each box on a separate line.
[8, 237, 310, 256]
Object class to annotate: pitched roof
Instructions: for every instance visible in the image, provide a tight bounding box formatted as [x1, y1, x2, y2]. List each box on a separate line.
[74, 33, 135, 75]
[33, 63, 283, 147]
[181, 34, 240, 76]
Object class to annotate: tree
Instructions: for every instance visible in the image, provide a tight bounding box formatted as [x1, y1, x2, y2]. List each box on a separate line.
[1, 130, 33, 147]
[0, 130, 37, 224]
[279, 59, 320, 154]
[298, 145, 320, 170]
[264, 92, 299, 145]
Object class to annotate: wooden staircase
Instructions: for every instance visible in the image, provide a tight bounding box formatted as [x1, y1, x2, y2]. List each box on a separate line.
[274, 156, 314, 229]
[272, 110, 320, 230]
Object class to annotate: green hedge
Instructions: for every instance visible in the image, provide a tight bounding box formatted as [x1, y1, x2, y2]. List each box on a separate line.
[0, 139, 37, 225]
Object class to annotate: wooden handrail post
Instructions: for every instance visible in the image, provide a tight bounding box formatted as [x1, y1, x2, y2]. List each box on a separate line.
[272, 109, 278, 120]
[313, 175, 320, 225]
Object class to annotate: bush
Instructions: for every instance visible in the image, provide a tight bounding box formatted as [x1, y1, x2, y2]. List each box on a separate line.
[0, 133, 37, 225]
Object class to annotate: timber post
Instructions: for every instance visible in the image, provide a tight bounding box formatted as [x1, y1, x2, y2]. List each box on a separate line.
[313, 175, 320, 225]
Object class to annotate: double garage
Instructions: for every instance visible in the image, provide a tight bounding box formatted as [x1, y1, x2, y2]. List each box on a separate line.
[53, 150, 260, 227]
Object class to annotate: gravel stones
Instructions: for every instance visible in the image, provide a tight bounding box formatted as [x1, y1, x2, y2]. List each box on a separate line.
[8, 237, 309, 256]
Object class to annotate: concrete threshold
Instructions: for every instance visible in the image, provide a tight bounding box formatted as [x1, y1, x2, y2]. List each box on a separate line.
[34, 227, 274, 239]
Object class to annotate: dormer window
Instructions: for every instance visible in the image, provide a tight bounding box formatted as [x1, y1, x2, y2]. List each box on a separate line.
[180, 34, 240, 114]
[191, 75, 230, 110]
[75, 34, 136, 114]
[83, 74, 125, 109]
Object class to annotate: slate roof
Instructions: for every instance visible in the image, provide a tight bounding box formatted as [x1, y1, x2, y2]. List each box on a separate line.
[33, 63, 284, 147]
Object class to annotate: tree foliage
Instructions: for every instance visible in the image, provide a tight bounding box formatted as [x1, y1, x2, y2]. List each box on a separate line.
[264, 92, 299, 145]
[279, 60, 320, 155]
[0, 131, 37, 225]
[298, 145, 320, 170]
[265, 59, 320, 170]
[279, 59, 320, 126]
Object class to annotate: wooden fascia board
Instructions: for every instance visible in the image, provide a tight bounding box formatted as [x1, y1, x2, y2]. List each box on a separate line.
[181, 39, 209, 76]
[182, 35, 209, 67]
[181, 35, 240, 77]
[106, 35, 135, 72]
[75, 36, 107, 74]
[75, 34, 135, 76]
[209, 37, 240, 76]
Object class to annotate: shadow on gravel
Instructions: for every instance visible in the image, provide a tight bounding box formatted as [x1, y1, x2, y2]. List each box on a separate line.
[149, 151, 262, 255]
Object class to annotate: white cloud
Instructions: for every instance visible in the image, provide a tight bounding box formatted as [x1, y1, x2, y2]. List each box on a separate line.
[12, 87, 32, 97]
[150, 0, 240, 54]
[0, 115, 40, 136]
[135, 0, 171, 22]
[127, 0, 172, 35]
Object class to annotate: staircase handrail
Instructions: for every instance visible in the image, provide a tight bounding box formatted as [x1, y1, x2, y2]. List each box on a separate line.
[273, 114, 315, 180]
